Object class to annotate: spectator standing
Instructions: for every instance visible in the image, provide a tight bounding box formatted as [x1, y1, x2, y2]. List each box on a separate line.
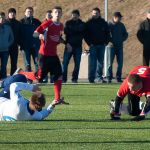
[0, 12, 14, 79]
[84, 7, 110, 83]
[20, 7, 41, 72]
[45, 10, 52, 21]
[137, 10, 150, 66]
[63, 9, 85, 83]
[6, 8, 21, 75]
[107, 12, 128, 83]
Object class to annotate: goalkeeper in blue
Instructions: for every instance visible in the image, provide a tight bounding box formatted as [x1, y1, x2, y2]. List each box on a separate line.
[0, 74, 62, 121]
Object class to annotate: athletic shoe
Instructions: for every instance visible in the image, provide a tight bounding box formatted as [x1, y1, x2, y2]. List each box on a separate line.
[52, 97, 69, 105]
[13, 68, 23, 75]
[117, 79, 123, 83]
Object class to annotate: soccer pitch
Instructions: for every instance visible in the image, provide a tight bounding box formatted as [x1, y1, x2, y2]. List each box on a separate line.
[0, 84, 150, 150]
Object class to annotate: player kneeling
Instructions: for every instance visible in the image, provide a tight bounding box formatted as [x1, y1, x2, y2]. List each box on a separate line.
[109, 66, 150, 121]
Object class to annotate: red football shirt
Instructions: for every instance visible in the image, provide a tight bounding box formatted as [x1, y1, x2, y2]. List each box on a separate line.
[35, 20, 63, 56]
[117, 66, 150, 98]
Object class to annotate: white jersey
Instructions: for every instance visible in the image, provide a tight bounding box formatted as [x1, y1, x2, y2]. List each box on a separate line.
[0, 82, 54, 121]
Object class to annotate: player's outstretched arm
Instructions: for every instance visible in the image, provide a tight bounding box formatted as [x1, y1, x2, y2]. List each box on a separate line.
[110, 96, 123, 120]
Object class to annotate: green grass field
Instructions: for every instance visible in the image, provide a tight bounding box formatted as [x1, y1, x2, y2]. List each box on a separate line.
[0, 83, 150, 150]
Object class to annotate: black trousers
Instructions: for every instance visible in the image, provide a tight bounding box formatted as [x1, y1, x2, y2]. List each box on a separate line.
[9, 45, 18, 75]
[128, 93, 141, 116]
[143, 49, 150, 66]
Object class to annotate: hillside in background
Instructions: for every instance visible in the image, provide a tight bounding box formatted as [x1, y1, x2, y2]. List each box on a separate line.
[0, 0, 150, 77]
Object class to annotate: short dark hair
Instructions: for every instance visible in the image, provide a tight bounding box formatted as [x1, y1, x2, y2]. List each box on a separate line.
[31, 93, 46, 107]
[52, 6, 62, 12]
[71, 9, 80, 16]
[0, 12, 5, 17]
[8, 8, 16, 14]
[128, 74, 142, 84]
[46, 10, 52, 14]
[25, 6, 34, 12]
[92, 7, 100, 13]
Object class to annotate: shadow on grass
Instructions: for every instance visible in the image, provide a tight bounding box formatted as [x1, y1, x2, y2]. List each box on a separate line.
[45, 118, 150, 122]
[0, 140, 150, 144]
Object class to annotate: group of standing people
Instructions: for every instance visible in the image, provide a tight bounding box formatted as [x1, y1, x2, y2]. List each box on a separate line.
[63, 7, 128, 83]
[0, 6, 150, 84]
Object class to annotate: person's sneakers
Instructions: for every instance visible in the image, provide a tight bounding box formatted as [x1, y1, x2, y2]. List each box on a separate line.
[13, 68, 23, 75]
[117, 79, 123, 83]
[52, 97, 69, 105]
[72, 80, 78, 83]
[89, 80, 95, 83]
[96, 79, 107, 83]
[107, 80, 112, 83]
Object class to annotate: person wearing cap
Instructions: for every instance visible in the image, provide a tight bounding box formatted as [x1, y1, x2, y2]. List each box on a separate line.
[84, 7, 110, 83]
[137, 10, 150, 66]
[62, 9, 85, 83]
[107, 11, 128, 83]
[0, 12, 14, 80]
[6, 8, 22, 75]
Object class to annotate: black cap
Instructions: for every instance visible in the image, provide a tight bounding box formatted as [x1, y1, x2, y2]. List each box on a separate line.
[113, 12, 123, 18]
[8, 8, 16, 14]
[71, 9, 80, 16]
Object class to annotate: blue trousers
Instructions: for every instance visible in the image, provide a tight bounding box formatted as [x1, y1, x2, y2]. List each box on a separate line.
[88, 45, 105, 82]
[0, 74, 27, 99]
[63, 47, 82, 81]
[107, 46, 123, 80]
[0, 51, 9, 79]
[22, 47, 39, 72]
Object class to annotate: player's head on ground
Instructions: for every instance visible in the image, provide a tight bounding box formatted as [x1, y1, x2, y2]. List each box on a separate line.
[51, 6, 62, 22]
[127, 74, 143, 92]
[29, 92, 46, 111]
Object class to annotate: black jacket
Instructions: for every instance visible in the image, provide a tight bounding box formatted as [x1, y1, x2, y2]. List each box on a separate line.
[109, 21, 128, 48]
[6, 18, 21, 48]
[64, 19, 85, 47]
[137, 18, 150, 50]
[20, 16, 41, 50]
[84, 17, 110, 46]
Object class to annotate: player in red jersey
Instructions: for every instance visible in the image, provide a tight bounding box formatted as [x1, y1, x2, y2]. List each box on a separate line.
[110, 66, 150, 121]
[20, 6, 71, 105]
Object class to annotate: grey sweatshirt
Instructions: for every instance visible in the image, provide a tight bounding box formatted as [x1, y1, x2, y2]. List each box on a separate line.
[0, 24, 14, 51]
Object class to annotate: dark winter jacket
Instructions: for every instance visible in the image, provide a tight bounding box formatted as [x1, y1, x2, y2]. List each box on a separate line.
[84, 17, 110, 46]
[109, 21, 128, 48]
[0, 24, 14, 51]
[137, 18, 150, 50]
[6, 18, 21, 48]
[64, 19, 85, 47]
[20, 16, 41, 50]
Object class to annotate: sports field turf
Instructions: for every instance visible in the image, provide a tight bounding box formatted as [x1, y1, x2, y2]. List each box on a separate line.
[0, 83, 150, 150]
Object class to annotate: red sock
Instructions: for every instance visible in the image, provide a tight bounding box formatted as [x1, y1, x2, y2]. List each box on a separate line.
[54, 80, 62, 101]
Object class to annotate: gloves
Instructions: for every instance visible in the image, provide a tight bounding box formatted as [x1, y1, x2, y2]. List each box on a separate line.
[110, 111, 121, 120]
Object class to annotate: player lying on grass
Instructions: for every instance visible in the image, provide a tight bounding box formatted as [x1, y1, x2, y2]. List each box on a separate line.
[0, 74, 64, 121]
[110, 66, 150, 121]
